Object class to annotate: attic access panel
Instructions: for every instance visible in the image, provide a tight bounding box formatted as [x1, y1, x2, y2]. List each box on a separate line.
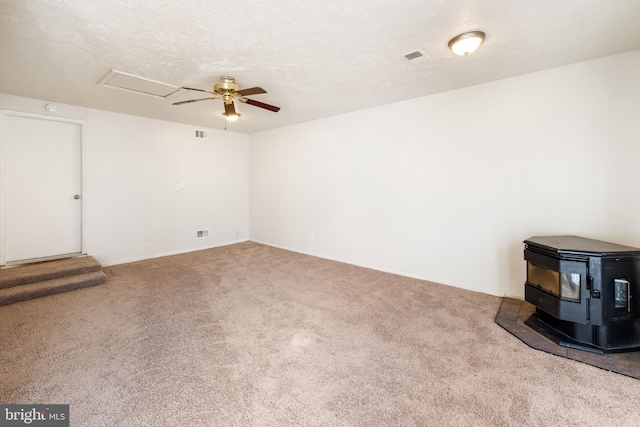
[98, 70, 187, 100]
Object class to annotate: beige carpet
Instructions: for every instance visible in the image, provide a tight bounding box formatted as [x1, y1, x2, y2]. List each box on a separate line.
[0, 256, 106, 306]
[1, 242, 639, 426]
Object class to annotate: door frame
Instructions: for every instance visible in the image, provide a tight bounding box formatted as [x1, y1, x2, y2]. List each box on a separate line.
[0, 110, 87, 267]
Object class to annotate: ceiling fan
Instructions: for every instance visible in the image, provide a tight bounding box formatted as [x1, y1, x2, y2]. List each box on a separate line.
[173, 76, 280, 120]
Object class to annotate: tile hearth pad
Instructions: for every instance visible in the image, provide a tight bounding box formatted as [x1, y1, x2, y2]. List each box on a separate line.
[495, 298, 640, 379]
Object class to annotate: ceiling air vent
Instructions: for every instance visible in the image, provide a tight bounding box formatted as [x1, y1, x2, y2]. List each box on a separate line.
[195, 130, 208, 139]
[98, 70, 187, 100]
[402, 50, 430, 64]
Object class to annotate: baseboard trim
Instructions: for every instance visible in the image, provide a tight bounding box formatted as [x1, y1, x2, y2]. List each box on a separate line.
[100, 239, 249, 267]
[249, 239, 505, 297]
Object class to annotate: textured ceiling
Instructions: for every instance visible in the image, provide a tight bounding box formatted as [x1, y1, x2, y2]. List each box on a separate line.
[1, 0, 640, 134]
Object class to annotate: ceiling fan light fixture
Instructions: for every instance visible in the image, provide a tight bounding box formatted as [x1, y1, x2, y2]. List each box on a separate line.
[174, 76, 280, 122]
[448, 31, 486, 56]
[223, 112, 240, 121]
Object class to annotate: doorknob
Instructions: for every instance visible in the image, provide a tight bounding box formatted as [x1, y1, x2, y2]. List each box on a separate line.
[74, 195, 80, 199]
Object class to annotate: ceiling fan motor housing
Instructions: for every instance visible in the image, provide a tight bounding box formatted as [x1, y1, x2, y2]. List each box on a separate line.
[214, 76, 240, 92]
[214, 76, 240, 104]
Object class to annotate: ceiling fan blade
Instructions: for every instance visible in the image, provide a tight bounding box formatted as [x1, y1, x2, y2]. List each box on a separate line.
[181, 86, 215, 94]
[172, 97, 218, 105]
[224, 101, 237, 116]
[236, 87, 267, 96]
[243, 98, 281, 112]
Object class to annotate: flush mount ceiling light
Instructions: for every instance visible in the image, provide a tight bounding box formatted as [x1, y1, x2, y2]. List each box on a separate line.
[448, 31, 486, 56]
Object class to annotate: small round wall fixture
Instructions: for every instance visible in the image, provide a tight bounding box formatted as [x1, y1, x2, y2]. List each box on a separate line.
[448, 31, 486, 56]
[45, 103, 57, 112]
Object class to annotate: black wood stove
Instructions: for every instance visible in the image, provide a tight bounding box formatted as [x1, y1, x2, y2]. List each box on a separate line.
[524, 235, 640, 353]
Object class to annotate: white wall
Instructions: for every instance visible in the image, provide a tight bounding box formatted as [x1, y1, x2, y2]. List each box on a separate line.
[1, 93, 250, 266]
[250, 51, 640, 298]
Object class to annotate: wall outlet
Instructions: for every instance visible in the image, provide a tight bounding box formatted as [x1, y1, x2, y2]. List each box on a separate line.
[146, 235, 151, 242]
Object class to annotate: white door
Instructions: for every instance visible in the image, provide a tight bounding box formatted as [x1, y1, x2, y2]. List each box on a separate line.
[1, 112, 84, 265]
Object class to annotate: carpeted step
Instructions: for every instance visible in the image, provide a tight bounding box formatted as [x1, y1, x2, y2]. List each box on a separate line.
[0, 270, 107, 306]
[0, 256, 102, 290]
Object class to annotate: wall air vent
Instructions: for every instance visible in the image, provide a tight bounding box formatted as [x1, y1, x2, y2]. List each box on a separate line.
[402, 50, 431, 64]
[195, 130, 208, 139]
[196, 229, 210, 239]
[98, 70, 187, 100]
